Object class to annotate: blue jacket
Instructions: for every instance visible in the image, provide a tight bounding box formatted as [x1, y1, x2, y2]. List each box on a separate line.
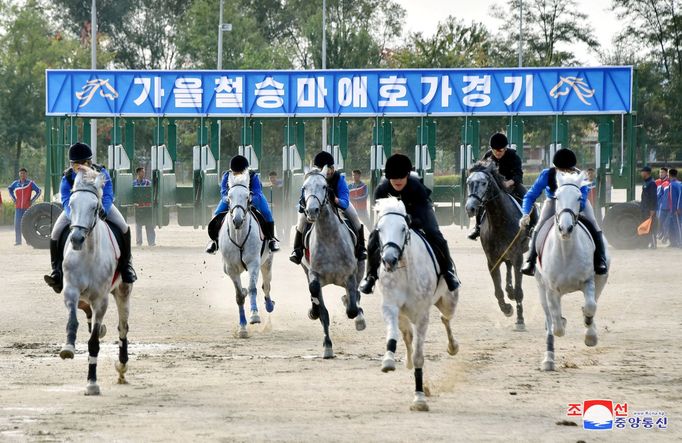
[522, 168, 589, 215]
[61, 166, 114, 217]
[658, 179, 682, 211]
[331, 172, 350, 210]
[220, 170, 264, 198]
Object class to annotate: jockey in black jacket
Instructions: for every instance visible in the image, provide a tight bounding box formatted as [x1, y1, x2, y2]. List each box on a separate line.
[358, 154, 460, 294]
[469, 132, 527, 240]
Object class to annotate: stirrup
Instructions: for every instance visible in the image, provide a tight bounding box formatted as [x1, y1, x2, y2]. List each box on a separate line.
[467, 226, 480, 240]
[269, 240, 280, 252]
[44, 272, 63, 293]
[205, 241, 218, 254]
[521, 260, 536, 276]
[289, 249, 303, 265]
[359, 275, 377, 294]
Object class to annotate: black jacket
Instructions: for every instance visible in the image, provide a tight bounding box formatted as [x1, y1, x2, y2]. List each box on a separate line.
[641, 177, 658, 215]
[374, 176, 433, 230]
[483, 149, 523, 186]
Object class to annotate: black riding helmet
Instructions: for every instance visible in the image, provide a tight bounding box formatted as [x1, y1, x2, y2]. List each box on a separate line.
[490, 133, 509, 150]
[230, 155, 249, 172]
[313, 151, 335, 169]
[552, 148, 577, 170]
[384, 154, 413, 179]
[68, 142, 93, 162]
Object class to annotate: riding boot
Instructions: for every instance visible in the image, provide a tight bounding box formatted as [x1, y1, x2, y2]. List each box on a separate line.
[355, 225, 367, 261]
[289, 230, 304, 264]
[264, 221, 280, 252]
[44, 239, 63, 293]
[521, 229, 539, 276]
[205, 240, 218, 254]
[432, 241, 460, 291]
[359, 230, 380, 294]
[119, 229, 138, 284]
[467, 208, 482, 240]
[580, 217, 608, 275]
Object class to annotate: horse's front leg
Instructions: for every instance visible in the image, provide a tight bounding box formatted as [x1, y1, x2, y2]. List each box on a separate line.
[504, 261, 514, 300]
[582, 278, 598, 347]
[546, 288, 566, 337]
[113, 283, 132, 384]
[60, 286, 80, 359]
[260, 254, 275, 313]
[489, 262, 513, 317]
[512, 258, 526, 331]
[380, 302, 400, 372]
[230, 274, 248, 338]
[309, 273, 333, 359]
[344, 274, 364, 331]
[247, 264, 261, 325]
[85, 295, 109, 396]
[538, 280, 555, 371]
[435, 291, 459, 356]
[410, 314, 430, 412]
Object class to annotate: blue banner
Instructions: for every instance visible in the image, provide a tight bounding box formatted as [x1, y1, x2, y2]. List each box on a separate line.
[46, 67, 632, 117]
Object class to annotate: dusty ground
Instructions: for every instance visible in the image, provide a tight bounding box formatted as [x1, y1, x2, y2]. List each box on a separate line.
[0, 222, 680, 442]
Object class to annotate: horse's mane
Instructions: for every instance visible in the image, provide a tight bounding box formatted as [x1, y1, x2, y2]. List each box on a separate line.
[73, 165, 104, 194]
[305, 165, 328, 179]
[469, 161, 509, 193]
[374, 196, 406, 215]
[229, 171, 250, 189]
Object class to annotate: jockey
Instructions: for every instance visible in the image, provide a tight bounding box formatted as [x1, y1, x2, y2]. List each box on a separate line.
[358, 154, 460, 294]
[469, 133, 526, 240]
[289, 151, 367, 264]
[519, 148, 608, 276]
[205, 155, 280, 254]
[44, 142, 137, 293]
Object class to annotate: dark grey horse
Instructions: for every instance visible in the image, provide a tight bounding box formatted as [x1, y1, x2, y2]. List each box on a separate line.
[465, 162, 528, 331]
[299, 167, 366, 358]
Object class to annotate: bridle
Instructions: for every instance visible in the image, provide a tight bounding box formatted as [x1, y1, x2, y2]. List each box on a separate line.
[303, 172, 329, 215]
[554, 182, 581, 229]
[377, 211, 411, 262]
[227, 183, 251, 226]
[226, 183, 255, 269]
[467, 170, 502, 207]
[69, 188, 101, 235]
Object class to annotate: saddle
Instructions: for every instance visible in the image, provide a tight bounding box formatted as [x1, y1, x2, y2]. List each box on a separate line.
[412, 229, 440, 277]
[536, 217, 594, 266]
[59, 220, 123, 286]
[207, 209, 265, 242]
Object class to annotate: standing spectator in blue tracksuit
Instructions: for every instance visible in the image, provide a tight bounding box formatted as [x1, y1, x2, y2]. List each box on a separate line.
[640, 166, 659, 248]
[8, 168, 42, 245]
[658, 168, 682, 247]
[133, 167, 156, 247]
[205, 155, 280, 254]
[289, 151, 367, 264]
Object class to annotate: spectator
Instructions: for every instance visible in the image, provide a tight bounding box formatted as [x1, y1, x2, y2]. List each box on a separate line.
[348, 169, 370, 226]
[658, 168, 682, 247]
[586, 167, 597, 207]
[268, 171, 283, 188]
[133, 167, 155, 247]
[8, 168, 41, 246]
[640, 166, 658, 248]
[656, 167, 669, 187]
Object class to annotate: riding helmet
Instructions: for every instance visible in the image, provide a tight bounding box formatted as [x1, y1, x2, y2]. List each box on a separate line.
[384, 154, 413, 179]
[489, 133, 509, 150]
[230, 155, 249, 172]
[313, 151, 335, 168]
[552, 148, 577, 169]
[68, 142, 93, 162]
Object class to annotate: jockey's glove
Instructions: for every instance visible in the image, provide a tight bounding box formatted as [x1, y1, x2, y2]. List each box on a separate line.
[519, 214, 531, 228]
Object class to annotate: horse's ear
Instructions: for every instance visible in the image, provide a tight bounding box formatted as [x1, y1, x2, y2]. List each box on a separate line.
[576, 171, 591, 187]
[94, 172, 105, 189]
[321, 165, 328, 176]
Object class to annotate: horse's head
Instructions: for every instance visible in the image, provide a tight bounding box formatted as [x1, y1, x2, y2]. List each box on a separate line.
[227, 172, 251, 229]
[375, 197, 410, 272]
[555, 171, 587, 239]
[465, 162, 500, 216]
[302, 166, 329, 222]
[69, 166, 105, 250]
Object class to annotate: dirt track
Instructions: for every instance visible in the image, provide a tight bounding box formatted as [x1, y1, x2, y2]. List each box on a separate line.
[0, 224, 680, 442]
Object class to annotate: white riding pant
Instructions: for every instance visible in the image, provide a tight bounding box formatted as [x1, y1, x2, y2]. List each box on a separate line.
[296, 204, 363, 233]
[51, 205, 129, 240]
[538, 199, 601, 232]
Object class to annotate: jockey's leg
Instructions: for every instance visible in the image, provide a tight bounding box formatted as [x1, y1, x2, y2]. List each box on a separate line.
[343, 204, 367, 260]
[289, 213, 307, 264]
[44, 212, 70, 293]
[252, 194, 279, 252]
[359, 229, 380, 294]
[467, 207, 483, 240]
[107, 206, 137, 284]
[580, 201, 608, 275]
[422, 226, 460, 292]
[206, 201, 229, 253]
[522, 199, 555, 276]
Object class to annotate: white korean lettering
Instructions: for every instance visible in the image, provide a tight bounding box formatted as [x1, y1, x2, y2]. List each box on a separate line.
[215, 76, 243, 108]
[255, 77, 284, 108]
[297, 77, 327, 108]
[462, 75, 491, 107]
[174, 78, 202, 108]
[420, 77, 438, 105]
[504, 75, 533, 107]
[378, 76, 408, 107]
[337, 76, 368, 107]
[133, 77, 164, 108]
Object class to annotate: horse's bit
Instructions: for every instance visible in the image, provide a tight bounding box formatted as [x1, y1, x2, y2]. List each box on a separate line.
[228, 184, 251, 225]
[378, 211, 411, 261]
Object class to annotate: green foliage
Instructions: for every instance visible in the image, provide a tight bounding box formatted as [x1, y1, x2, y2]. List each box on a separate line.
[1, 200, 16, 225]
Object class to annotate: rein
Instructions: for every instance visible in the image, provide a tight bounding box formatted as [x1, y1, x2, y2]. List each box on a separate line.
[377, 211, 411, 262]
[554, 182, 581, 228]
[467, 170, 503, 207]
[226, 184, 255, 270]
[69, 188, 101, 234]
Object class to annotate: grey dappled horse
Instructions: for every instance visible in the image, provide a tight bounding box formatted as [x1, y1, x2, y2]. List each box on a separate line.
[59, 167, 132, 395]
[534, 172, 609, 371]
[300, 166, 366, 358]
[218, 172, 274, 338]
[375, 197, 460, 412]
[465, 162, 528, 330]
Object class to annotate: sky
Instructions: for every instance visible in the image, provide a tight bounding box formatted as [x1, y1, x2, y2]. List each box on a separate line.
[394, 0, 622, 65]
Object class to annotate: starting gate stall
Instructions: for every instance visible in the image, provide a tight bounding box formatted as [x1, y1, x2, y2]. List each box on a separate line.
[281, 120, 305, 243]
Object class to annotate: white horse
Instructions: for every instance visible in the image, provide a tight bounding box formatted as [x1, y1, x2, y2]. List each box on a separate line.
[218, 172, 274, 338]
[59, 167, 132, 395]
[534, 172, 609, 371]
[375, 197, 460, 411]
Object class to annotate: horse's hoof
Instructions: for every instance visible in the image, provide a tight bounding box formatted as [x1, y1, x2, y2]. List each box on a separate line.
[265, 299, 275, 313]
[115, 361, 127, 376]
[381, 352, 396, 372]
[410, 392, 429, 412]
[501, 304, 514, 317]
[514, 322, 526, 332]
[250, 312, 261, 324]
[346, 306, 359, 319]
[354, 313, 366, 331]
[59, 344, 75, 360]
[99, 324, 107, 339]
[323, 346, 334, 359]
[585, 333, 598, 347]
[84, 382, 101, 396]
[542, 360, 556, 371]
[238, 327, 249, 339]
[308, 307, 320, 320]
[447, 340, 459, 356]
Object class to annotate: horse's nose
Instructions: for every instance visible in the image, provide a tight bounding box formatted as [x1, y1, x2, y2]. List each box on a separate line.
[234, 215, 244, 228]
[465, 201, 476, 217]
[71, 232, 85, 250]
[567, 225, 574, 234]
[307, 207, 319, 219]
[382, 255, 398, 271]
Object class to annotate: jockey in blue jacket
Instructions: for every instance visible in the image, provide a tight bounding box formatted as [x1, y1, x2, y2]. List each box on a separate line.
[44, 142, 137, 293]
[518, 148, 607, 276]
[205, 155, 280, 254]
[289, 151, 367, 264]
